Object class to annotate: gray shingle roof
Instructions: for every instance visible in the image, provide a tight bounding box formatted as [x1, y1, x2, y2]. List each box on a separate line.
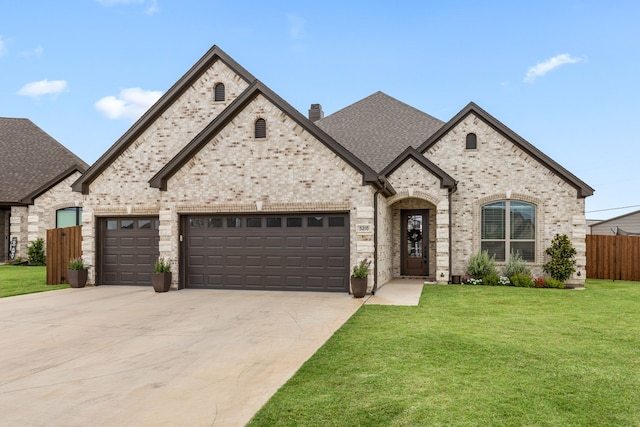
[0, 118, 88, 205]
[315, 91, 444, 173]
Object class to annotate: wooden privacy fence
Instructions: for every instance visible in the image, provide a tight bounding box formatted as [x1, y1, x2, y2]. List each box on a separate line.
[46, 225, 82, 285]
[586, 234, 640, 281]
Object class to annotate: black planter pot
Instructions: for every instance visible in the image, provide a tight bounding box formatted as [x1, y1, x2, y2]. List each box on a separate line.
[350, 276, 367, 298]
[152, 272, 172, 293]
[67, 269, 88, 288]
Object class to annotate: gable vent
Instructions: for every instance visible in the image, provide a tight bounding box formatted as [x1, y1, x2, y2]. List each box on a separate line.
[254, 118, 266, 138]
[214, 83, 225, 102]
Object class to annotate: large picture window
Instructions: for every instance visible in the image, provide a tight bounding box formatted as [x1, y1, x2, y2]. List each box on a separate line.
[481, 201, 535, 262]
[56, 207, 82, 228]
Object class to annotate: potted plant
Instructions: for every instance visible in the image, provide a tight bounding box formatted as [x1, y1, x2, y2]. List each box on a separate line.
[152, 257, 172, 292]
[67, 257, 88, 288]
[351, 258, 371, 298]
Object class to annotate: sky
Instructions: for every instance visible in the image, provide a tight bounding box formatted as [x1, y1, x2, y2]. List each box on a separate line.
[1, 0, 639, 220]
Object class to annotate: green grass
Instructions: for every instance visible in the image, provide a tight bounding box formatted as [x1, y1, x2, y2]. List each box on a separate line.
[249, 280, 640, 426]
[0, 265, 68, 298]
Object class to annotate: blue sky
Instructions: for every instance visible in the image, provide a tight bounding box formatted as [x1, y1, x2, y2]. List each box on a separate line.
[1, 1, 639, 219]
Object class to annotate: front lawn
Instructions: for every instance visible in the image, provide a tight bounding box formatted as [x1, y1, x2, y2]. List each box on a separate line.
[0, 265, 68, 298]
[249, 280, 640, 426]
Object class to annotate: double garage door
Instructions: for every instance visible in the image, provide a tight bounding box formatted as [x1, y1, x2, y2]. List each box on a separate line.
[184, 213, 350, 292]
[98, 213, 349, 292]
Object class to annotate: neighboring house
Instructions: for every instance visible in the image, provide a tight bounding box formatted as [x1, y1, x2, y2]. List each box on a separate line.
[0, 118, 88, 261]
[589, 209, 640, 235]
[72, 45, 594, 290]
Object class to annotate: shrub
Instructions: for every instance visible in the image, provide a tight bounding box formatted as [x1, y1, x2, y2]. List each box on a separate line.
[27, 238, 46, 266]
[544, 278, 565, 289]
[543, 234, 576, 282]
[498, 276, 511, 286]
[466, 251, 497, 279]
[483, 274, 501, 286]
[511, 273, 534, 288]
[501, 251, 531, 278]
[533, 277, 546, 288]
[68, 257, 87, 270]
[154, 257, 171, 273]
[351, 258, 371, 278]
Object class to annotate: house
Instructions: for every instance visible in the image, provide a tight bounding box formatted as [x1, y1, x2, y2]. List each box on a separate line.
[589, 209, 640, 235]
[72, 45, 594, 290]
[0, 118, 88, 262]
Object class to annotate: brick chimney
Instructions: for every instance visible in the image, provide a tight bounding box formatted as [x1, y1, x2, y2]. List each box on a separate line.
[308, 104, 324, 122]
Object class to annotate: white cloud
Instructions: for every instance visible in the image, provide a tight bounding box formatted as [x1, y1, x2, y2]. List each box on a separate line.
[287, 14, 305, 38]
[0, 36, 7, 57]
[524, 54, 583, 83]
[97, 0, 159, 15]
[17, 79, 68, 97]
[95, 87, 163, 120]
[21, 45, 44, 58]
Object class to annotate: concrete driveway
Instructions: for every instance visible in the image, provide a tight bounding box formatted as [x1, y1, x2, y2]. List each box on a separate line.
[0, 286, 363, 426]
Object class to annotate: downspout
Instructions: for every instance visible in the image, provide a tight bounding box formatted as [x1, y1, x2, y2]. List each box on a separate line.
[448, 184, 458, 283]
[372, 177, 388, 295]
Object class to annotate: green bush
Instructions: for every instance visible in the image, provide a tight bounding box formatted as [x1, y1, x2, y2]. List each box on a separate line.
[511, 273, 534, 288]
[466, 251, 498, 279]
[483, 274, 501, 286]
[543, 234, 576, 282]
[154, 257, 171, 273]
[544, 278, 565, 289]
[27, 238, 46, 266]
[502, 251, 531, 278]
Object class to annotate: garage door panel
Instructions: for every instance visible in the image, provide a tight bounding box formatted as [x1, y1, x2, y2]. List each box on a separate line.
[246, 256, 262, 267]
[285, 237, 303, 249]
[207, 255, 223, 268]
[184, 213, 349, 292]
[307, 237, 324, 248]
[189, 255, 205, 268]
[265, 237, 283, 248]
[285, 256, 303, 268]
[307, 256, 325, 268]
[226, 237, 243, 248]
[327, 236, 346, 248]
[245, 237, 262, 249]
[328, 256, 346, 268]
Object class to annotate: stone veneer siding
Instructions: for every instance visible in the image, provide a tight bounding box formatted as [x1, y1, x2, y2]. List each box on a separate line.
[81, 60, 251, 283]
[162, 94, 376, 289]
[385, 158, 451, 283]
[7, 172, 83, 260]
[82, 66, 377, 289]
[424, 113, 586, 285]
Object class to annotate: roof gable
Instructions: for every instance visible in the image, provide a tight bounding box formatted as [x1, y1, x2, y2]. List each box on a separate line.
[417, 102, 594, 198]
[72, 45, 256, 194]
[0, 118, 88, 206]
[149, 80, 391, 194]
[381, 147, 456, 189]
[316, 91, 444, 173]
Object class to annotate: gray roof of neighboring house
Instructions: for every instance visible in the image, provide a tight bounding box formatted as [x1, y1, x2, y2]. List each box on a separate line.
[0, 118, 88, 206]
[315, 91, 444, 173]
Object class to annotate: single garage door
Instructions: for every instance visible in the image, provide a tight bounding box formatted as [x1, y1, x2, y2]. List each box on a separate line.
[183, 213, 350, 291]
[99, 217, 160, 285]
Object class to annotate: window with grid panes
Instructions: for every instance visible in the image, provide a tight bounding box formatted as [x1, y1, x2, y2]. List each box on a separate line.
[481, 201, 535, 262]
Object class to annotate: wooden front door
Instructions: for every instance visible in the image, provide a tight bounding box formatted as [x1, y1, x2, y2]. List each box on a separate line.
[401, 210, 429, 276]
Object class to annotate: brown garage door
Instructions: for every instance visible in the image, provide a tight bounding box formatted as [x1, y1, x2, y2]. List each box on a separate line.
[99, 217, 160, 285]
[183, 213, 349, 292]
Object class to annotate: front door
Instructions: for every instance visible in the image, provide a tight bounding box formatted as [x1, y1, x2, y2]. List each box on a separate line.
[401, 210, 429, 276]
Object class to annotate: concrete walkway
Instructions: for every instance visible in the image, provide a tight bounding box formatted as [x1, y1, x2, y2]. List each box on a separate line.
[365, 278, 426, 306]
[0, 286, 363, 426]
